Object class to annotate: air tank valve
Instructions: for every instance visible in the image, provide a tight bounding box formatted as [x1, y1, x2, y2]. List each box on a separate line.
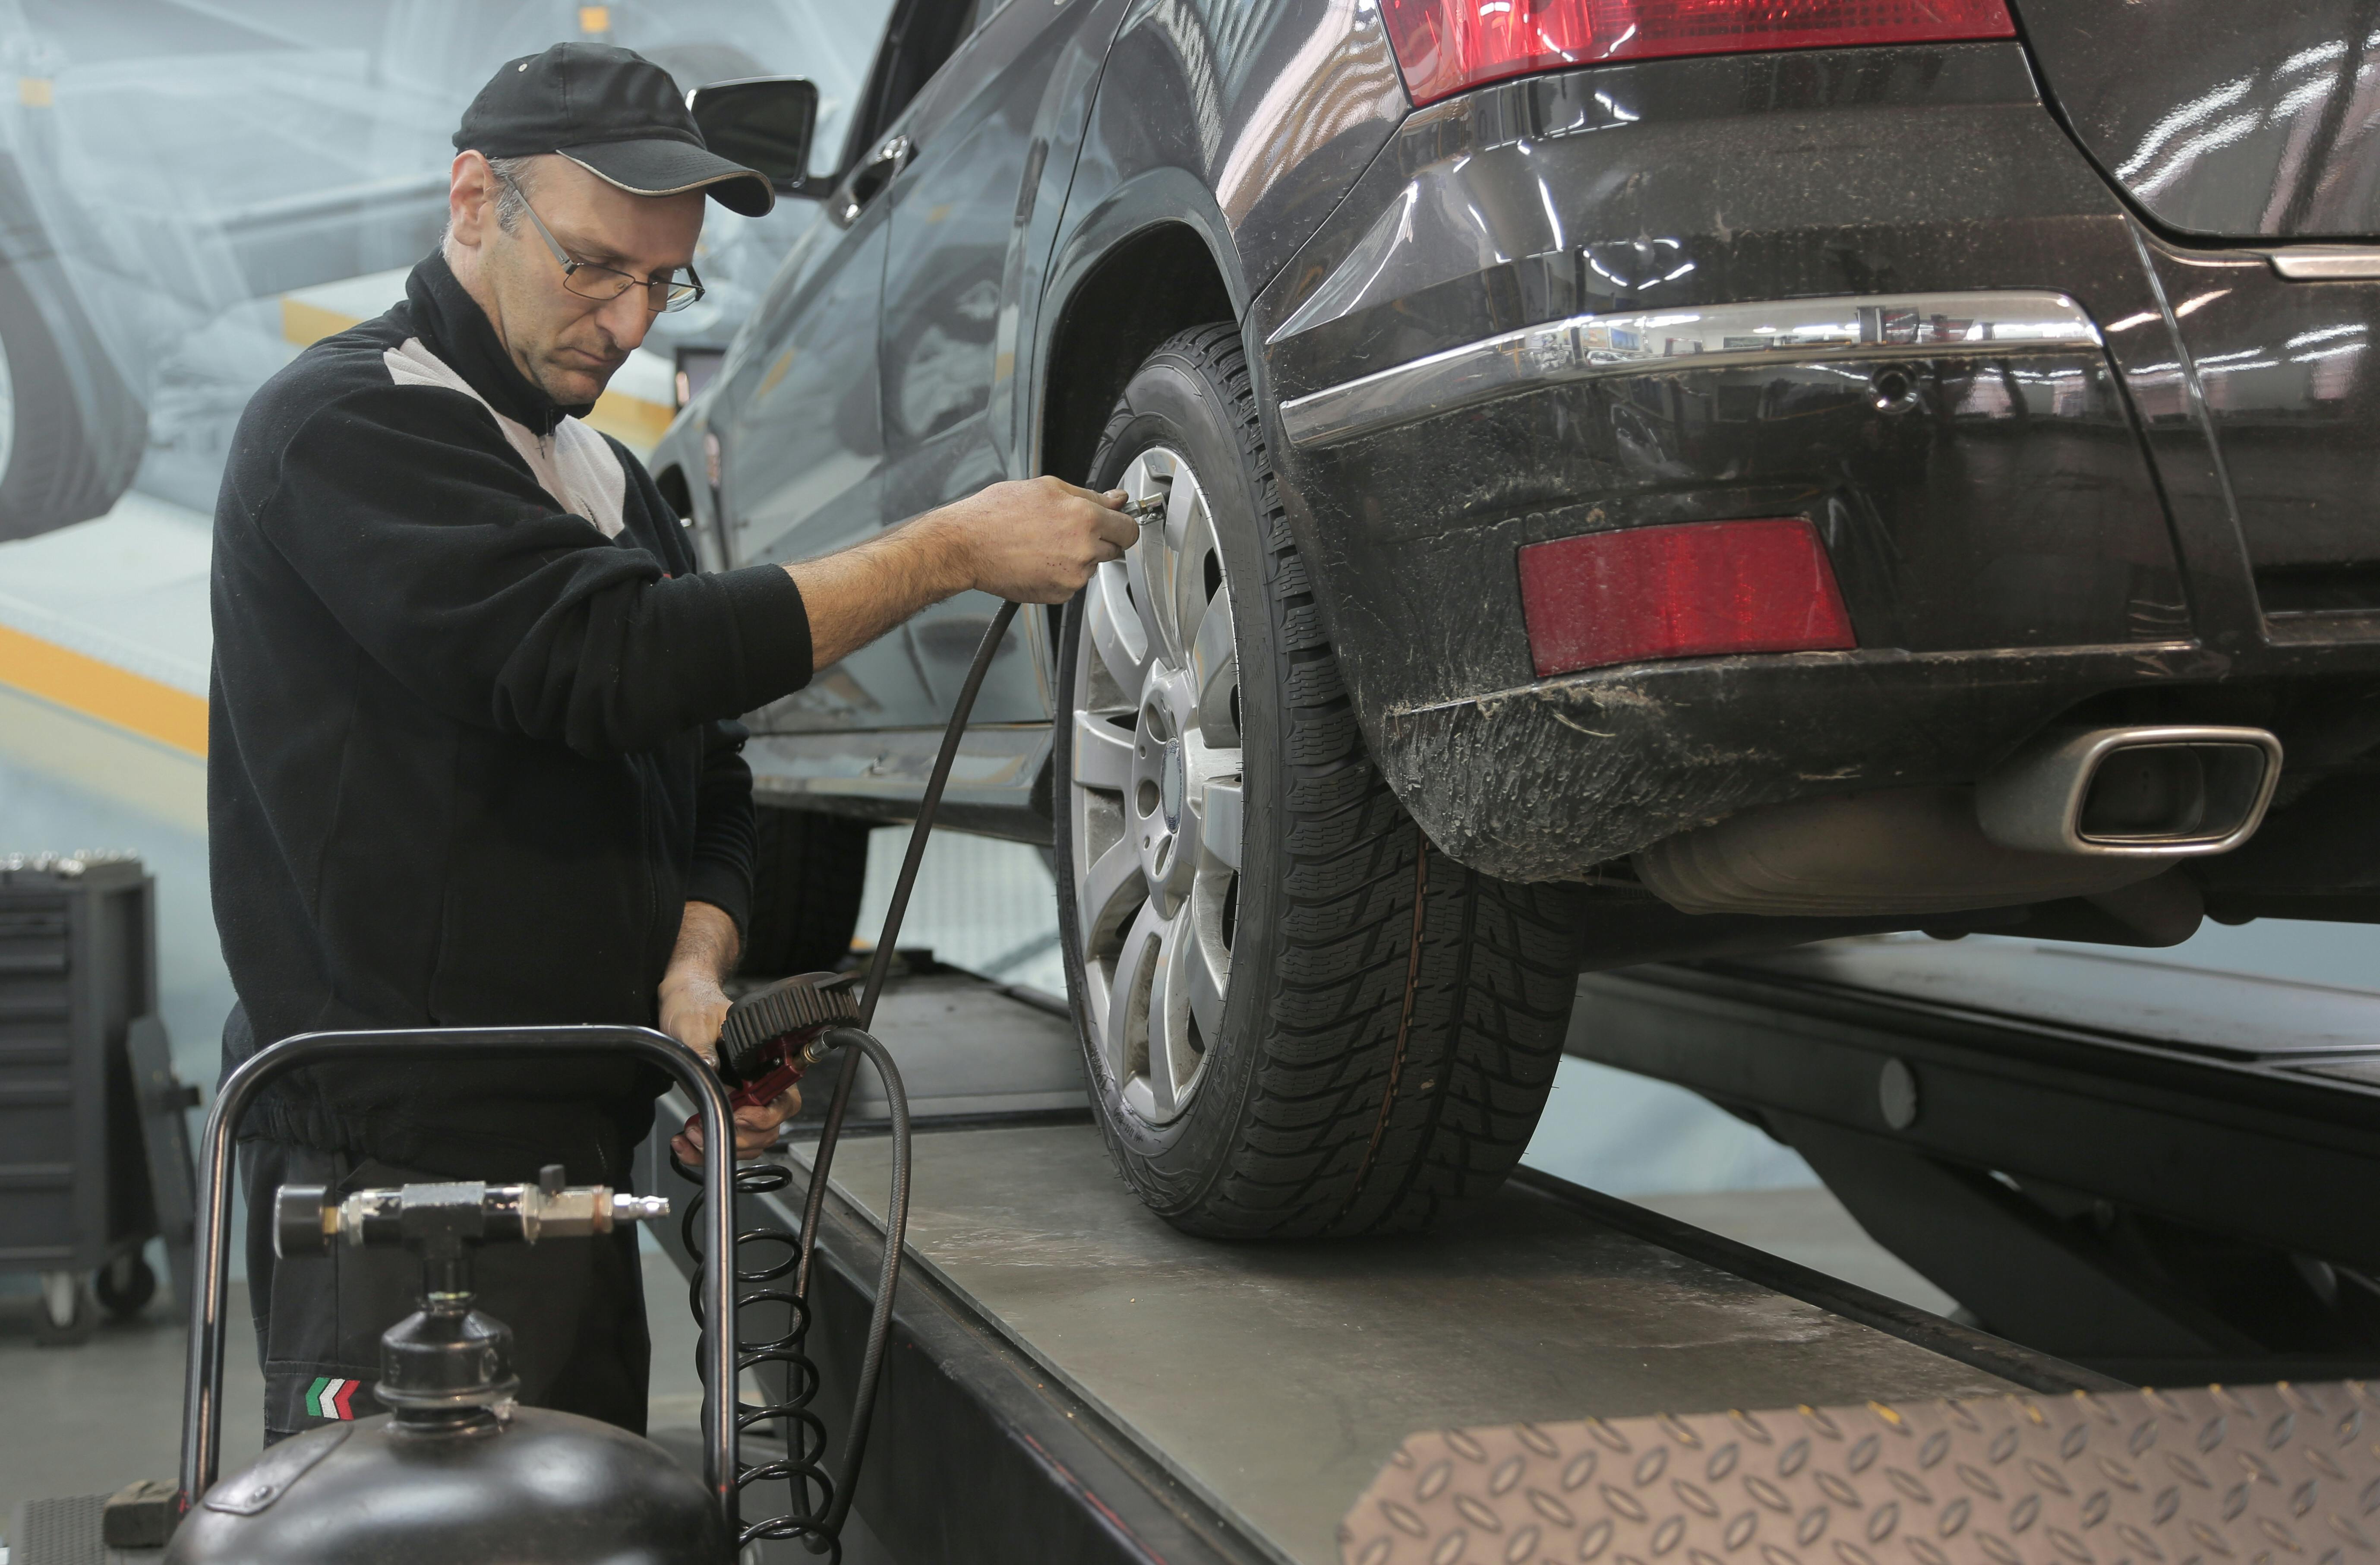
[170, 1174, 716, 1565]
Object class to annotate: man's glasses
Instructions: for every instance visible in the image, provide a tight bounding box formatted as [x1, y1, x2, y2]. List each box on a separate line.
[498, 171, 705, 314]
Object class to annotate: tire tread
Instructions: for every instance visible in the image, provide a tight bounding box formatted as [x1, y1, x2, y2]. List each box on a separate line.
[1073, 323, 1583, 1237]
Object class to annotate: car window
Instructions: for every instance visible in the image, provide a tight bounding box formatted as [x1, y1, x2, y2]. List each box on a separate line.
[840, 0, 977, 169]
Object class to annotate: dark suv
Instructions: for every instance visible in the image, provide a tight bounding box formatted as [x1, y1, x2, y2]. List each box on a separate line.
[659, 0, 2380, 1239]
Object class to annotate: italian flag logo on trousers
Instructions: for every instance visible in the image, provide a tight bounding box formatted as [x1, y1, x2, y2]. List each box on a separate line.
[305, 1377, 365, 1420]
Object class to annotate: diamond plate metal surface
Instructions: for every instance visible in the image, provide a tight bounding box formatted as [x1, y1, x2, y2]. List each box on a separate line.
[1340, 1382, 2380, 1565]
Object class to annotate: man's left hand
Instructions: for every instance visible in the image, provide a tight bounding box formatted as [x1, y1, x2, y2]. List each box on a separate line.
[660, 901, 800, 1163]
[658, 965, 732, 1064]
[670, 1094, 797, 1165]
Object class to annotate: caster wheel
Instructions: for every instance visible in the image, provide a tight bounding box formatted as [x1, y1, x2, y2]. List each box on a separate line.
[95, 1253, 158, 1318]
[32, 1271, 97, 1346]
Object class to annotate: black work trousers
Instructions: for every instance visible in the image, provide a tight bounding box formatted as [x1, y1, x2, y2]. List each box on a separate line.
[241, 1138, 650, 1442]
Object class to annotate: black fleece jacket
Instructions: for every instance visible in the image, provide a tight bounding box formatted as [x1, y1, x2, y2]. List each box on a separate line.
[210, 251, 813, 1178]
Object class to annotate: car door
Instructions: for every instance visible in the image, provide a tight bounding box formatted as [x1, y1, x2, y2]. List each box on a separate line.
[875, 0, 1102, 722]
[723, 0, 981, 734]
[715, 173, 907, 732]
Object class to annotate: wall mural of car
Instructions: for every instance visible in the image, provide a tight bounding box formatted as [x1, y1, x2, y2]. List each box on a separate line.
[661, 0, 2380, 1241]
[0, 0, 889, 538]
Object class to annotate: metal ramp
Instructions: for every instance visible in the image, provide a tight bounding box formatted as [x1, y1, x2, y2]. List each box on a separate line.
[648, 969, 2108, 1565]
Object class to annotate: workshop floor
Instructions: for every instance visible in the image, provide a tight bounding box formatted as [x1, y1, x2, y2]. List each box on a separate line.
[0, 1186, 1942, 1534]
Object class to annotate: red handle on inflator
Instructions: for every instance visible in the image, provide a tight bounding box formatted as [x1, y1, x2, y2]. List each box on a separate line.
[682, 971, 861, 1139]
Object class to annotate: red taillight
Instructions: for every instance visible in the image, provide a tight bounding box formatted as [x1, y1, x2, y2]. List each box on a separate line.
[1517, 517, 1856, 678]
[1377, 0, 2015, 106]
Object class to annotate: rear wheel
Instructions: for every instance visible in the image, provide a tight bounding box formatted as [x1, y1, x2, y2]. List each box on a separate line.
[742, 804, 872, 978]
[0, 255, 141, 541]
[1054, 324, 1584, 1238]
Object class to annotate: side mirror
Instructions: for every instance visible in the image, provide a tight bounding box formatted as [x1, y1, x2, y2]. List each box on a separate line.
[687, 76, 830, 199]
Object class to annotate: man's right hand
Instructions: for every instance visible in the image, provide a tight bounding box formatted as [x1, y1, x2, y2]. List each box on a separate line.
[927, 476, 1140, 604]
[787, 476, 1142, 671]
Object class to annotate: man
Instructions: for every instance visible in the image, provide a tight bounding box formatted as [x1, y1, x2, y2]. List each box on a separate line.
[210, 43, 1133, 1442]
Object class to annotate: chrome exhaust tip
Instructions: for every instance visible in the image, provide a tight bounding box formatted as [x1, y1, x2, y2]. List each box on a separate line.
[1976, 726, 2282, 857]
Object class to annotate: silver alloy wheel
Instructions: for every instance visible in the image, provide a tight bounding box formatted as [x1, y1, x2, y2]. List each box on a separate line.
[1070, 446, 1243, 1126]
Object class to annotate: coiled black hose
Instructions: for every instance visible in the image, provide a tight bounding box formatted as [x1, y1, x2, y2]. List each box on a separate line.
[674, 599, 1019, 1557]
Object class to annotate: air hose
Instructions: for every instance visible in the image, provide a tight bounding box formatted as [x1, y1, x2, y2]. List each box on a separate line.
[672, 598, 1022, 1559]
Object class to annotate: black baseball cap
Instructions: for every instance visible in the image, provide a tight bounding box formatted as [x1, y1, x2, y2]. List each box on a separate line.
[455, 43, 774, 217]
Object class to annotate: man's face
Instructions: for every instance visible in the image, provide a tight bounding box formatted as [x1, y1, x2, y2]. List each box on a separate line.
[448, 152, 705, 408]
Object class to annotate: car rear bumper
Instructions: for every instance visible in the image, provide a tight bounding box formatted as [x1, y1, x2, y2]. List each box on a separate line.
[1251, 41, 2380, 882]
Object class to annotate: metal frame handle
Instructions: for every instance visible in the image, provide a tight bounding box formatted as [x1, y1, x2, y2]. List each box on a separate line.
[177, 1025, 740, 1533]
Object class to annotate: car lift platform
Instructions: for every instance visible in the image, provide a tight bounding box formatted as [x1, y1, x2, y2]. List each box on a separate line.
[19, 957, 2373, 1565]
[656, 970, 2111, 1565]
[1568, 937, 2380, 1384]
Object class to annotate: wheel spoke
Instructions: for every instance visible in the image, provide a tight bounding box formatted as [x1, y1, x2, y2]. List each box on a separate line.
[1086, 562, 1149, 700]
[1136, 484, 1193, 671]
[1108, 900, 1169, 1093]
[1072, 713, 1134, 791]
[1077, 836, 1143, 954]
[1145, 904, 1193, 1117]
[1190, 585, 1237, 741]
[1174, 483, 1218, 656]
[1185, 911, 1228, 1050]
[1198, 780, 1243, 873]
[1100, 929, 1144, 1087]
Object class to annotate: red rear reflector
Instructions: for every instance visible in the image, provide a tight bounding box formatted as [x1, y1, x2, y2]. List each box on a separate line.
[1518, 517, 1856, 678]
[1378, 0, 2016, 105]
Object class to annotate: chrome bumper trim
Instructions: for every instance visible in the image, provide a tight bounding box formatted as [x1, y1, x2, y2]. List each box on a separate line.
[1276, 291, 2102, 449]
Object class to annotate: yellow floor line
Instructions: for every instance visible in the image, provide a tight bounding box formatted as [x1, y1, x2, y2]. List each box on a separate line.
[0, 623, 207, 757]
[0, 684, 205, 833]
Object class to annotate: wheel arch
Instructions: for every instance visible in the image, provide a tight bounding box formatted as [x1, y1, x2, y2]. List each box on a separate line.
[1034, 179, 1243, 490]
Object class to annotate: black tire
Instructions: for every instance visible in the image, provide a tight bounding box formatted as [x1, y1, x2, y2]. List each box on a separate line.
[0, 254, 142, 542]
[1054, 323, 1585, 1239]
[742, 803, 873, 977]
[94, 1252, 157, 1318]
[32, 1272, 97, 1346]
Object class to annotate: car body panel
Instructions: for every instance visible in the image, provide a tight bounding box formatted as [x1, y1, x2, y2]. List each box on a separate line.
[1244, 42, 2380, 881]
[2131, 243, 2380, 626]
[698, 0, 1131, 751]
[1254, 46, 2172, 718]
[716, 198, 903, 735]
[2011, 0, 2380, 240]
[880, 0, 1128, 728]
[1046, 0, 1408, 326]
[683, 6, 2380, 902]
[691, 0, 1408, 829]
